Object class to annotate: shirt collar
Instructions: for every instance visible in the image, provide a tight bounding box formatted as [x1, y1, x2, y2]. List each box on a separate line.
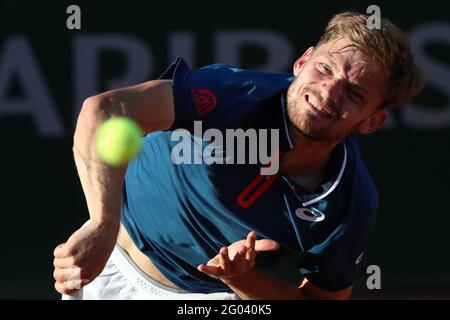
[279, 93, 348, 206]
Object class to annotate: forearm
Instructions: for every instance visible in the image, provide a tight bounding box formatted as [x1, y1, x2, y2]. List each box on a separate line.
[73, 97, 128, 230]
[222, 268, 308, 300]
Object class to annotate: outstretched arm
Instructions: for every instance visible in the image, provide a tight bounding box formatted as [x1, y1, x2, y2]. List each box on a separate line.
[53, 80, 175, 295]
[198, 232, 352, 300]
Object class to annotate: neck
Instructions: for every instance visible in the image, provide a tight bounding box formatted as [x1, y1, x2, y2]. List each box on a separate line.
[280, 126, 340, 190]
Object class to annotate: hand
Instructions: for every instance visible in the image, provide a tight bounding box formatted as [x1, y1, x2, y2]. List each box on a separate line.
[53, 221, 119, 295]
[197, 231, 279, 280]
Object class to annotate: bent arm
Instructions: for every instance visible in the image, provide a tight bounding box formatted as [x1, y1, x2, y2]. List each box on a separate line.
[74, 80, 175, 229]
[53, 81, 175, 294]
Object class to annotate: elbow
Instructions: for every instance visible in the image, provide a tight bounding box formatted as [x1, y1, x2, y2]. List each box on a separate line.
[81, 94, 113, 118]
[72, 92, 126, 161]
[73, 94, 111, 147]
[82, 95, 103, 111]
[77, 92, 122, 129]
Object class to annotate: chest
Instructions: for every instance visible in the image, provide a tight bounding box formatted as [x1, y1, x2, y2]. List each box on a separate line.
[187, 162, 349, 253]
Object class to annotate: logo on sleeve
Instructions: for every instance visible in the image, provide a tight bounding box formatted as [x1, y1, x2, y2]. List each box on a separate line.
[190, 87, 217, 118]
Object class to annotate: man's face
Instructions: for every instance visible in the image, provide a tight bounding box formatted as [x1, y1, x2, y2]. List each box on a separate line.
[286, 38, 387, 142]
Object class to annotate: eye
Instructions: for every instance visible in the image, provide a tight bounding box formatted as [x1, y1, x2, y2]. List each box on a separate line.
[347, 87, 363, 104]
[318, 63, 332, 74]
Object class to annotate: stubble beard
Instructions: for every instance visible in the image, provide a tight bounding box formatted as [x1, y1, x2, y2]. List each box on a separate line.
[285, 81, 355, 142]
[286, 81, 331, 141]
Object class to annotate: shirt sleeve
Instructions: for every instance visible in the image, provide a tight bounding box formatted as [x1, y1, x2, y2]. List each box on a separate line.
[157, 57, 236, 131]
[300, 204, 378, 292]
[158, 57, 293, 132]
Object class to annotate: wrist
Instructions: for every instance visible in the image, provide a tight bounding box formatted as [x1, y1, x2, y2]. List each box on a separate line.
[86, 197, 122, 231]
[90, 217, 120, 234]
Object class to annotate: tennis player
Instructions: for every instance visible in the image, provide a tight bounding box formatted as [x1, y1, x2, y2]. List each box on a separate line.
[53, 11, 424, 299]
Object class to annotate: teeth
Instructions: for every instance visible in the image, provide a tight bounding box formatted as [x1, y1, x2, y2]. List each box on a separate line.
[307, 95, 331, 117]
[308, 96, 323, 111]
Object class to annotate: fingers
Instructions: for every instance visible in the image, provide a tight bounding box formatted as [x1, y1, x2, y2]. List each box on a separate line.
[199, 232, 278, 280]
[53, 243, 67, 258]
[53, 268, 70, 282]
[54, 281, 82, 295]
[197, 264, 222, 277]
[54, 265, 83, 295]
[246, 231, 256, 261]
[236, 245, 247, 257]
[53, 256, 76, 269]
[55, 281, 75, 295]
[219, 247, 231, 271]
[199, 245, 244, 278]
[254, 239, 280, 252]
[243, 231, 279, 255]
[53, 265, 81, 280]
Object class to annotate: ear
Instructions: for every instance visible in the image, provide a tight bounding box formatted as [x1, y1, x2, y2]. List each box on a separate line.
[293, 46, 314, 76]
[356, 110, 387, 134]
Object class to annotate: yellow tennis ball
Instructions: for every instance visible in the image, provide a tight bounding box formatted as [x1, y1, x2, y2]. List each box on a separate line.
[96, 117, 143, 166]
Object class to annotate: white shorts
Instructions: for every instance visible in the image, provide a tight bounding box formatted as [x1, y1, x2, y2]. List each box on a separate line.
[62, 244, 238, 300]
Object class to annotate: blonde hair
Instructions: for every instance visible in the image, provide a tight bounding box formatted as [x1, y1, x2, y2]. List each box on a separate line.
[317, 12, 425, 109]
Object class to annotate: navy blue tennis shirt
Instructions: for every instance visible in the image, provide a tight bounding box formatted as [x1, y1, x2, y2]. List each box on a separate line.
[120, 57, 379, 293]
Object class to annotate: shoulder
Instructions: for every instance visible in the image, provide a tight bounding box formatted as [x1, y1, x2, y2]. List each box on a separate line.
[159, 57, 294, 129]
[161, 57, 294, 94]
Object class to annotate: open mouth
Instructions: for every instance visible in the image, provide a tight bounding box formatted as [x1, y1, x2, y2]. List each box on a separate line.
[305, 95, 333, 119]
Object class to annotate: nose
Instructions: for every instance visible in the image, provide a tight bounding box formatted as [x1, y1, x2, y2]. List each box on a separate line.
[321, 79, 344, 106]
